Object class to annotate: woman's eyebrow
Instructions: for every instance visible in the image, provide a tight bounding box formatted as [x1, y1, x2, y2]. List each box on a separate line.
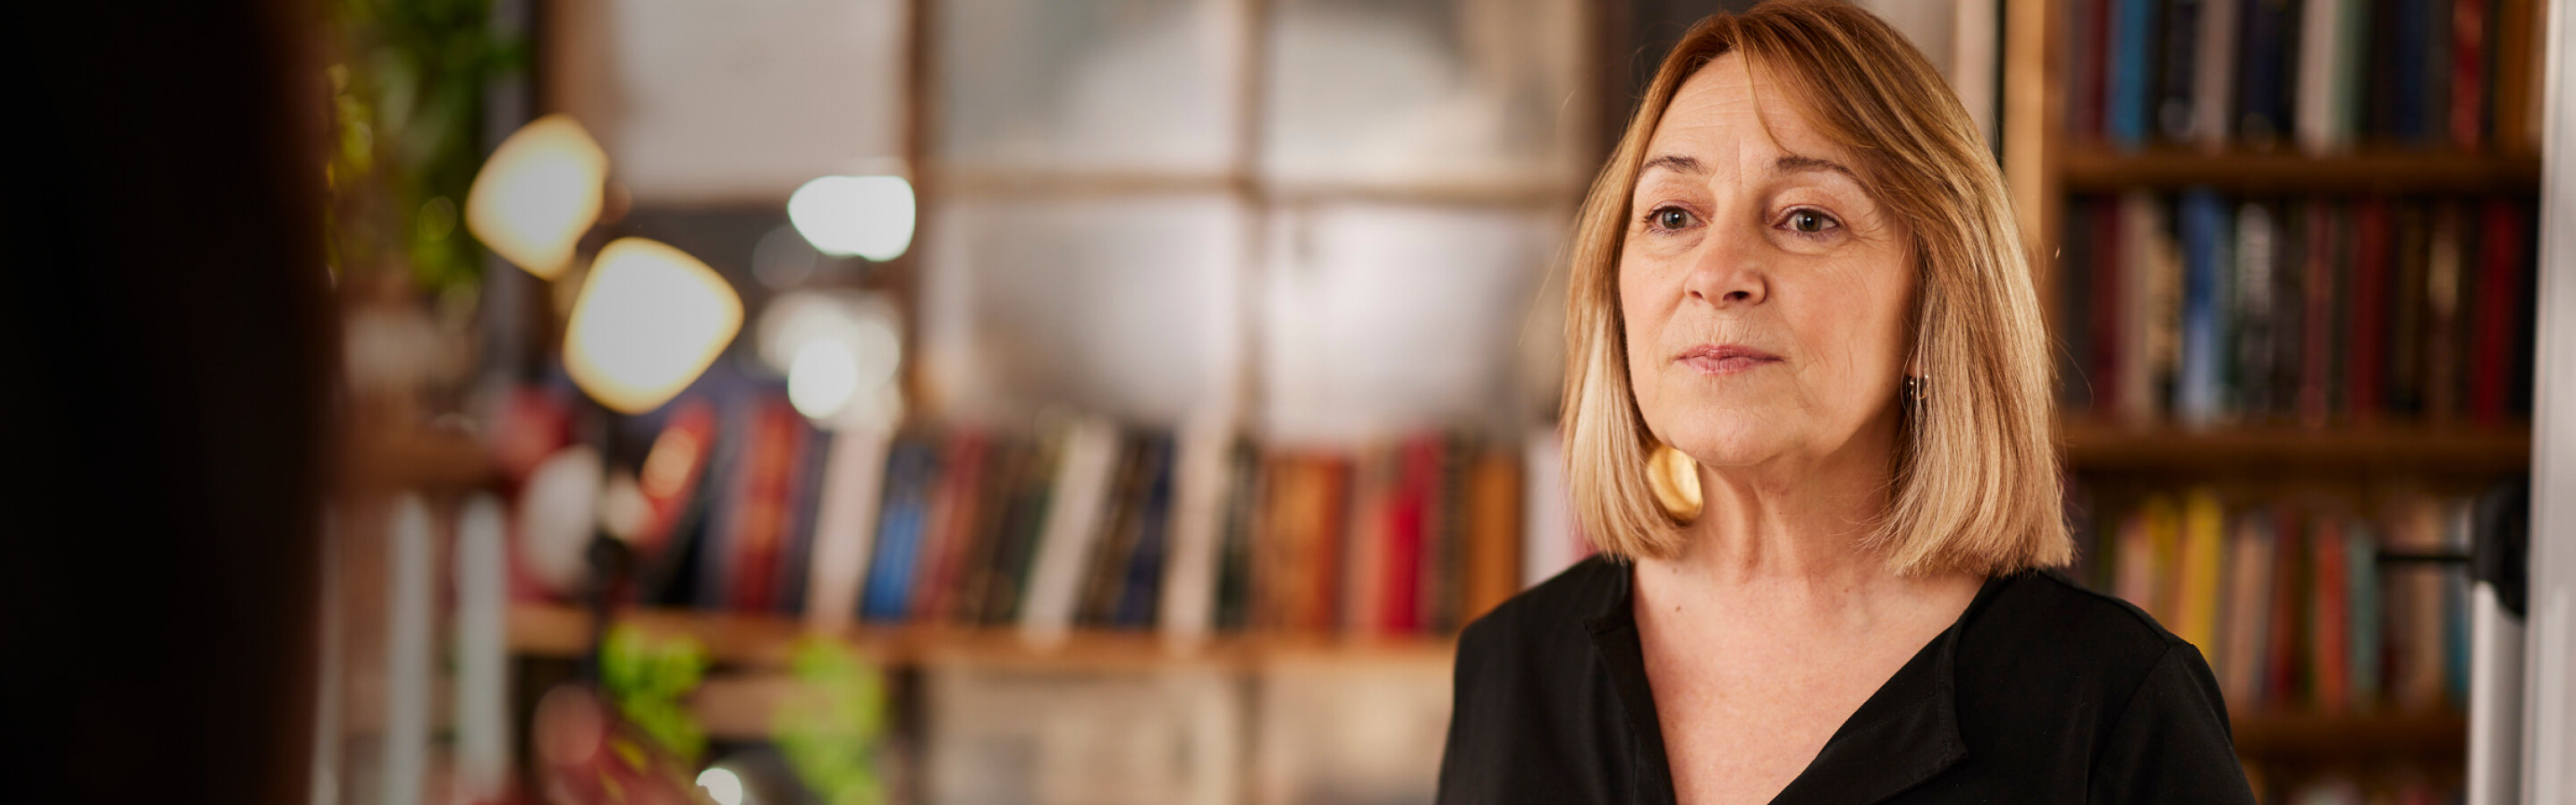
[1638, 154, 1704, 178]
[1774, 154, 1857, 180]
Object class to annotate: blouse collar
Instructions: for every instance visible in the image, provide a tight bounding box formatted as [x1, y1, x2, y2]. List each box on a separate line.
[1578, 558, 2011, 804]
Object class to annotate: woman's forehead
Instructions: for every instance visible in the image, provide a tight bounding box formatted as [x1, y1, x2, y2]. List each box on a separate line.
[1642, 53, 1852, 175]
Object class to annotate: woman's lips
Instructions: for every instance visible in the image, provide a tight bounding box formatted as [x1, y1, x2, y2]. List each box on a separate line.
[1676, 343, 1783, 376]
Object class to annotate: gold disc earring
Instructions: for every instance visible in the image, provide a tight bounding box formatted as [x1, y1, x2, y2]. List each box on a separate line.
[1645, 442, 1703, 523]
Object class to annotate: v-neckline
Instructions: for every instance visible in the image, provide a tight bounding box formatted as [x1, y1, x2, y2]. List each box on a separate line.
[1581, 564, 2013, 804]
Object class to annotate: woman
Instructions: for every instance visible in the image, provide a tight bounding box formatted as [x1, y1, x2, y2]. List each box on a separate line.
[1436, 3, 2255, 803]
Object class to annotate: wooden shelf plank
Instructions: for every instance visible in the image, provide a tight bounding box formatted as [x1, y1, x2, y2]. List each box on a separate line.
[2060, 147, 2542, 194]
[2061, 421, 2530, 474]
[348, 428, 494, 491]
[507, 604, 1455, 671]
[2231, 711, 2467, 759]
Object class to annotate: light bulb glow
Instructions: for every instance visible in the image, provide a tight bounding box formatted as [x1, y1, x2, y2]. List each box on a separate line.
[465, 114, 607, 279]
[564, 238, 742, 414]
[695, 767, 745, 805]
[786, 175, 915, 260]
[787, 340, 860, 421]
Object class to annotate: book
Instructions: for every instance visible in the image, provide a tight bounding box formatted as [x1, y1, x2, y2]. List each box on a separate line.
[2190, 0, 2241, 148]
[1018, 418, 1121, 639]
[860, 433, 939, 621]
[1462, 446, 1522, 623]
[2107, 0, 2163, 148]
[2175, 191, 2234, 425]
[911, 429, 992, 622]
[2219, 506, 2276, 704]
[1158, 418, 1239, 642]
[801, 423, 891, 630]
[2387, 201, 2432, 417]
[2174, 487, 2228, 651]
[2231, 200, 2280, 418]
[2468, 197, 2526, 423]
[2449, 0, 2489, 149]
[2296, 0, 2351, 153]
[2422, 201, 2467, 419]
[2345, 199, 2394, 419]
[2158, 0, 2207, 142]
[1112, 436, 1177, 629]
[2234, 0, 2297, 145]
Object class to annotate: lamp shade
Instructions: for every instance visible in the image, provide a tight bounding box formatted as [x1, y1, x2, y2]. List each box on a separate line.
[466, 114, 608, 279]
[563, 238, 742, 414]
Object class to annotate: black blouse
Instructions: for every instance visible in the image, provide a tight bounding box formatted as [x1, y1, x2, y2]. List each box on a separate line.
[1436, 556, 2258, 803]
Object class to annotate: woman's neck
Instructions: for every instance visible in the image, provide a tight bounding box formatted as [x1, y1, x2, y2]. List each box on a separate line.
[1633, 416, 1970, 626]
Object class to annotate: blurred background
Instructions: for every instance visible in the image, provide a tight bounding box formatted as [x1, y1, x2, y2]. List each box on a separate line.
[5, 0, 2573, 802]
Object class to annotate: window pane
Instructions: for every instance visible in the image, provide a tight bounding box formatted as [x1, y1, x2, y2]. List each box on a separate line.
[1261, 0, 1587, 190]
[1259, 203, 1560, 444]
[936, 0, 1244, 174]
[556, 0, 908, 202]
[920, 196, 1247, 423]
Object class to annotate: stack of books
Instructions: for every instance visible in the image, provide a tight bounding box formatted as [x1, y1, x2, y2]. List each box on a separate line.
[2057, 191, 2534, 426]
[2068, 0, 2546, 154]
[2071, 485, 2503, 716]
[581, 394, 1577, 640]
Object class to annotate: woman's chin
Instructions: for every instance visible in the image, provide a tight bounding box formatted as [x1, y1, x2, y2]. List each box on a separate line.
[1663, 428, 1791, 470]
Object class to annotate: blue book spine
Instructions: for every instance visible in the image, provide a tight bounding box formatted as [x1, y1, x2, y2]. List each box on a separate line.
[2236, 0, 2292, 141]
[1114, 438, 1177, 629]
[861, 441, 936, 621]
[2391, 0, 2430, 142]
[2176, 191, 2233, 424]
[2108, 0, 2163, 148]
[692, 398, 758, 611]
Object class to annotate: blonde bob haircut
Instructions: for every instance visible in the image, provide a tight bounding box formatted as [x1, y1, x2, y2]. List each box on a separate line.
[1563, 0, 2070, 575]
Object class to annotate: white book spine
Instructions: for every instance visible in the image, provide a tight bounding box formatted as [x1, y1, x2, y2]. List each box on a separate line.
[802, 425, 892, 632]
[1019, 419, 1123, 641]
[1158, 415, 1233, 643]
[453, 494, 512, 804]
[2296, 0, 2345, 153]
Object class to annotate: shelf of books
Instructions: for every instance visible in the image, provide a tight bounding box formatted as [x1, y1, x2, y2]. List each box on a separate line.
[502, 417, 1537, 661]
[2022, 0, 2545, 798]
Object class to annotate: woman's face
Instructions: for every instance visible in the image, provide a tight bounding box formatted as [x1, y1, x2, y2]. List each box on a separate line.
[1620, 54, 1915, 472]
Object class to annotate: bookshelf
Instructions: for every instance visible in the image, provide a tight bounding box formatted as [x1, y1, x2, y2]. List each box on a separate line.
[508, 602, 2462, 757]
[2003, 0, 2542, 793]
[506, 603, 1455, 671]
[2059, 148, 2544, 193]
[2059, 421, 2531, 474]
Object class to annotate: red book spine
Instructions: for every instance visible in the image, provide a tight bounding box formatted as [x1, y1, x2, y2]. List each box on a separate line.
[2470, 199, 2525, 423]
[2088, 199, 2126, 417]
[913, 431, 988, 621]
[1381, 438, 1434, 634]
[2262, 506, 2306, 708]
[2453, 0, 2491, 149]
[1310, 458, 1352, 633]
[2298, 204, 2339, 425]
[2312, 518, 2352, 712]
[2077, 0, 2112, 140]
[728, 402, 802, 612]
[2346, 199, 2394, 420]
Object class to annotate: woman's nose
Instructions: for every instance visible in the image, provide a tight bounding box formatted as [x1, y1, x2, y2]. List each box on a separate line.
[1682, 224, 1768, 307]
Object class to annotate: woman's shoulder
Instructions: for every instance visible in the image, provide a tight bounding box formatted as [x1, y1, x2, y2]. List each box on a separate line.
[1456, 555, 1626, 665]
[1956, 570, 2211, 707]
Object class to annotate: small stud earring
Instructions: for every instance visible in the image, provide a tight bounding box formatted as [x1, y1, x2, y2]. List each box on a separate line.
[1903, 374, 1929, 403]
[1645, 442, 1703, 523]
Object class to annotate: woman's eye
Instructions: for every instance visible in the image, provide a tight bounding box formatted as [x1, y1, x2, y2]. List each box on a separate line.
[1784, 208, 1838, 234]
[1649, 208, 1692, 231]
